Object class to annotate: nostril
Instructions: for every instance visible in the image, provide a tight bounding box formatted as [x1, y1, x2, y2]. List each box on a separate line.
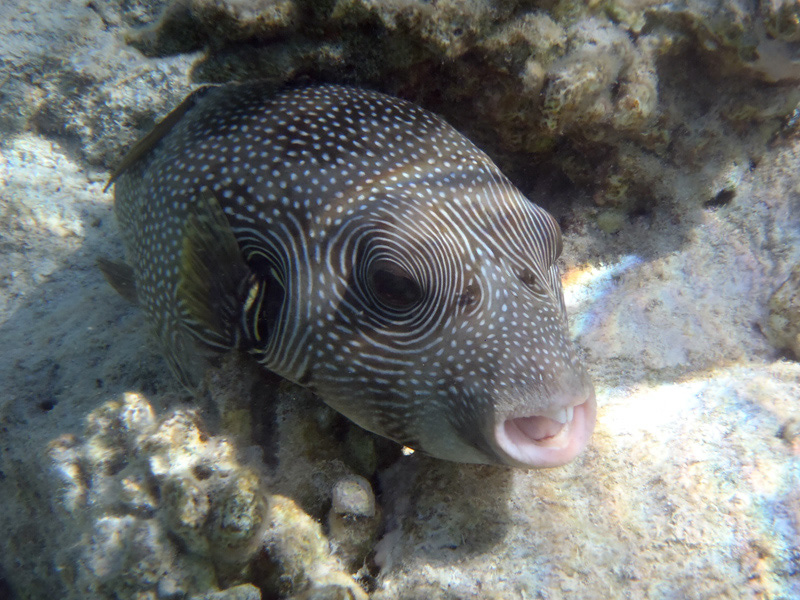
[517, 268, 538, 289]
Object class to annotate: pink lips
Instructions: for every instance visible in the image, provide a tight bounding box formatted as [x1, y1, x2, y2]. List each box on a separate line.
[493, 390, 597, 468]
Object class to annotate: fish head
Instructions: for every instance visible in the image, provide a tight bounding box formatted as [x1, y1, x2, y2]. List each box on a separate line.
[291, 186, 595, 469]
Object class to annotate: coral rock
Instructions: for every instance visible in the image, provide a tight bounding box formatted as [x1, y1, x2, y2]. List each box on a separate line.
[46, 394, 269, 599]
[766, 262, 800, 358]
[328, 476, 380, 569]
[261, 495, 368, 600]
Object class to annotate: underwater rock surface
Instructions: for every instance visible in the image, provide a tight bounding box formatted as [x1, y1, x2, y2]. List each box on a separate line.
[1, 0, 799, 599]
[767, 262, 800, 359]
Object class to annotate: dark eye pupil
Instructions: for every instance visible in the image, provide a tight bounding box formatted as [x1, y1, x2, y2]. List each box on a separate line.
[372, 268, 421, 307]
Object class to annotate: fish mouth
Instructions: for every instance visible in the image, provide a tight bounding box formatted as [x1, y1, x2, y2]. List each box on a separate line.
[493, 390, 597, 468]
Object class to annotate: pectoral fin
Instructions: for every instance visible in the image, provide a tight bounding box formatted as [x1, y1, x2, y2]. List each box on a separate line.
[176, 189, 252, 352]
[97, 257, 139, 304]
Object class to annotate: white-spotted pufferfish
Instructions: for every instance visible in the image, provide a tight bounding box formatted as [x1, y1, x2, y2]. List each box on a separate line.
[102, 82, 596, 468]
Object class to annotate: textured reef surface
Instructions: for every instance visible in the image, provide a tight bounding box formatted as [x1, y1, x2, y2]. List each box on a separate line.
[1, 0, 800, 598]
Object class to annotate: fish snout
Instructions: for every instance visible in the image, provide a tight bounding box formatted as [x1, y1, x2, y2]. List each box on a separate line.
[492, 380, 596, 468]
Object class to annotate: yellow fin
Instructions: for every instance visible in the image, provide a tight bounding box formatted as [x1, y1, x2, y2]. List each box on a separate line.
[97, 257, 139, 304]
[177, 189, 251, 352]
[104, 85, 215, 192]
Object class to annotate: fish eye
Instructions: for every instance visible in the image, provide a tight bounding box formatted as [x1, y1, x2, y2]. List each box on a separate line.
[369, 262, 422, 309]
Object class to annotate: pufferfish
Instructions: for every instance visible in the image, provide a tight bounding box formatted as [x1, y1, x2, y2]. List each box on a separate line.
[101, 82, 596, 468]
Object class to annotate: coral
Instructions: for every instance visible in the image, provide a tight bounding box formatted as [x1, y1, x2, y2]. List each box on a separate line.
[257, 495, 369, 600]
[646, 0, 800, 82]
[541, 18, 641, 135]
[48, 392, 268, 599]
[127, 0, 299, 56]
[762, 0, 800, 42]
[766, 262, 800, 358]
[148, 413, 269, 561]
[42, 392, 369, 600]
[107, 0, 798, 217]
[6, 0, 797, 212]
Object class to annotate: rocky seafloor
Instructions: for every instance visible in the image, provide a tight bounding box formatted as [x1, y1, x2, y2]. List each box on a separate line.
[1, 0, 800, 598]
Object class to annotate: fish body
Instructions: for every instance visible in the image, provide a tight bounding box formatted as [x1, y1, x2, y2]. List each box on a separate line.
[109, 83, 595, 468]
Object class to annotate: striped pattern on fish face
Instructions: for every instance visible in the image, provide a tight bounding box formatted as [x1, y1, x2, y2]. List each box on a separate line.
[112, 83, 596, 468]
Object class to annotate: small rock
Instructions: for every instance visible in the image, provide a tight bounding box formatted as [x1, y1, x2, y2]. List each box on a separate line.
[331, 476, 375, 518]
[328, 476, 380, 569]
[191, 583, 262, 600]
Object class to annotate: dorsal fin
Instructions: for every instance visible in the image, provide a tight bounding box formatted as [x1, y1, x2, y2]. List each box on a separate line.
[104, 85, 215, 192]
